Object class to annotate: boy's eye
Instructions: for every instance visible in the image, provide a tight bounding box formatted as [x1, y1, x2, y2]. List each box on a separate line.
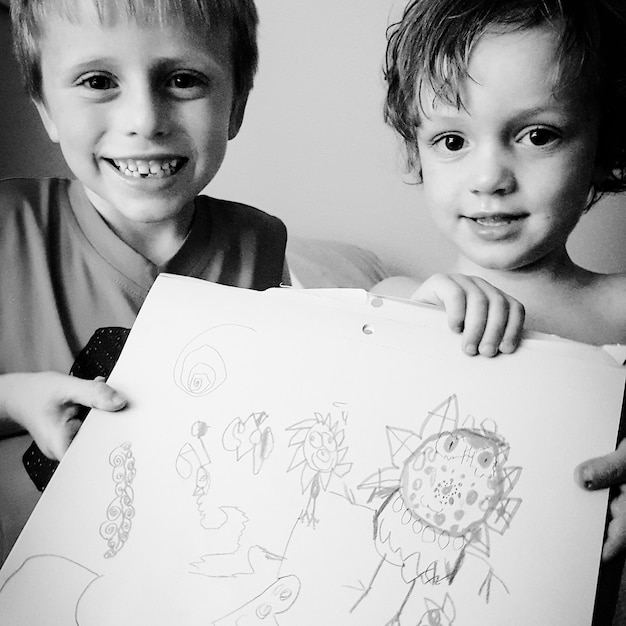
[434, 134, 466, 152]
[170, 73, 198, 89]
[520, 127, 560, 147]
[78, 74, 115, 90]
[165, 72, 210, 99]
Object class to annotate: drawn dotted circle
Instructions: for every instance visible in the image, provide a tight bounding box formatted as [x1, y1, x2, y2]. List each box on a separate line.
[370, 297, 384, 308]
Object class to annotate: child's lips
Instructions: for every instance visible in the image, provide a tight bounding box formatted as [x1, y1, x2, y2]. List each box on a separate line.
[463, 212, 528, 240]
[105, 156, 187, 179]
[465, 212, 527, 226]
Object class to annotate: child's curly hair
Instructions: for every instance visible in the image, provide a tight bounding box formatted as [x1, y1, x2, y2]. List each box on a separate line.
[384, 0, 626, 204]
[11, 0, 258, 102]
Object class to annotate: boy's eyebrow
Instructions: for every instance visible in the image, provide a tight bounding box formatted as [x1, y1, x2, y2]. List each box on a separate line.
[61, 53, 230, 76]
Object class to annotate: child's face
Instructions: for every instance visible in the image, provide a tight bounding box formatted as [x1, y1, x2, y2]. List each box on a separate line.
[34, 11, 244, 233]
[415, 25, 599, 273]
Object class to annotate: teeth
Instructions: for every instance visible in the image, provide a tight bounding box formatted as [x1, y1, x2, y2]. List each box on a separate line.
[473, 215, 521, 225]
[111, 158, 182, 178]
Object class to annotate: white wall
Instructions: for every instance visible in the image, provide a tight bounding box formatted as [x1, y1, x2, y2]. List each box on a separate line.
[209, 0, 626, 278]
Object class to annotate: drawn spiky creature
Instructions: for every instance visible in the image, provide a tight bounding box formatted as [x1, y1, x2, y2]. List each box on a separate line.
[417, 594, 456, 626]
[353, 395, 521, 624]
[286, 412, 352, 527]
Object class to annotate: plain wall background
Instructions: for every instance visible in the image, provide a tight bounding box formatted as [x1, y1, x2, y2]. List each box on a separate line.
[1, 0, 625, 278]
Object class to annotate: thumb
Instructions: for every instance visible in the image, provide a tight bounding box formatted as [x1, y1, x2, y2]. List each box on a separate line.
[575, 439, 626, 490]
[68, 377, 127, 413]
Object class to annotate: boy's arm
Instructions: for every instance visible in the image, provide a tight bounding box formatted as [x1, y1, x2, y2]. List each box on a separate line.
[372, 273, 525, 357]
[576, 441, 626, 560]
[0, 372, 126, 461]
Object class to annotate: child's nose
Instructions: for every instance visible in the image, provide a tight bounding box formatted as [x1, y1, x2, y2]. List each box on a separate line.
[119, 85, 169, 139]
[469, 144, 516, 196]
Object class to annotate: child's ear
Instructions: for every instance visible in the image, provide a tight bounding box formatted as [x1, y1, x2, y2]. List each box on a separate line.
[33, 99, 60, 143]
[228, 95, 248, 140]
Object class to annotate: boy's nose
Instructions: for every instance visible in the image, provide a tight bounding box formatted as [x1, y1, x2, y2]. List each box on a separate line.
[119, 86, 169, 139]
[469, 144, 516, 196]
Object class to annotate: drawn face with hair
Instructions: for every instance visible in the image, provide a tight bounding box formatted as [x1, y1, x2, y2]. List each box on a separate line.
[302, 422, 339, 473]
[401, 429, 504, 537]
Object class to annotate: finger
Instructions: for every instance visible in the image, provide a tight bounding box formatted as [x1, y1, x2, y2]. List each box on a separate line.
[475, 287, 510, 358]
[574, 439, 626, 490]
[498, 298, 525, 354]
[61, 377, 127, 413]
[451, 277, 489, 356]
[603, 488, 626, 560]
[412, 274, 467, 334]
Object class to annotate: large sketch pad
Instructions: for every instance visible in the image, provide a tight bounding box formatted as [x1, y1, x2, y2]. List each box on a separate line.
[0, 275, 623, 626]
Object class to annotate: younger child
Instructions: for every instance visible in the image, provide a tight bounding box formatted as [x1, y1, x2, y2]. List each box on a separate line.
[375, 0, 626, 577]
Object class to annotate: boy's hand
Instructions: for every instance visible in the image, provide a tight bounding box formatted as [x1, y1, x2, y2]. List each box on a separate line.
[413, 273, 525, 357]
[575, 440, 626, 561]
[1, 371, 127, 461]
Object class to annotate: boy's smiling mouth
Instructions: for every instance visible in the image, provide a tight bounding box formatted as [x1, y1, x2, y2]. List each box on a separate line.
[106, 157, 186, 179]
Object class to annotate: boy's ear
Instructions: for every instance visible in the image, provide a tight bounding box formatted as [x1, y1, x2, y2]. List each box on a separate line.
[228, 95, 248, 140]
[34, 99, 60, 143]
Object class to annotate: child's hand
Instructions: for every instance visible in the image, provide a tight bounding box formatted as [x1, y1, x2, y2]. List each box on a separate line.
[575, 440, 626, 561]
[413, 273, 525, 357]
[0, 372, 127, 461]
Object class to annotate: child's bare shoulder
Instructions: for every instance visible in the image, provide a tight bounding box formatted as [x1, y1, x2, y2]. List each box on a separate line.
[591, 272, 626, 341]
[370, 276, 421, 298]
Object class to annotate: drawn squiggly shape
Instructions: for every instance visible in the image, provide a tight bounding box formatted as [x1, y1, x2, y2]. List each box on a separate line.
[223, 412, 274, 474]
[213, 575, 301, 625]
[174, 344, 227, 396]
[0, 555, 99, 625]
[417, 594, 456, 626]
[99, 442, 136, 558]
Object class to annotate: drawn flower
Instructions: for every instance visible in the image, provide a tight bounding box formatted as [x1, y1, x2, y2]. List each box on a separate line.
[353, 395, 521, 622]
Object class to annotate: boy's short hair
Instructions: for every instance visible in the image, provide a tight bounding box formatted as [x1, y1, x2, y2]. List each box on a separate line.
[384, 0, 626, 202]
[11, 0, 258, 102]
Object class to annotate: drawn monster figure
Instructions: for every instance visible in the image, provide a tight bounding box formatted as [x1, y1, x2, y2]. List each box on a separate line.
[353, 395, 521, 625]
[286, 412, 352, 527]
[417, 594, 456, 626]
[223, 411, 274, 475]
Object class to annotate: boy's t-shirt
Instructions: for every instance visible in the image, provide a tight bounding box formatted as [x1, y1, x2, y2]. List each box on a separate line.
[0, 176, 287, 383]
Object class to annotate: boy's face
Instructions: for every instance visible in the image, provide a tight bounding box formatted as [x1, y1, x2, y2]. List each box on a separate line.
[415, 25, 599, 273]
[35, 11, 245, 235]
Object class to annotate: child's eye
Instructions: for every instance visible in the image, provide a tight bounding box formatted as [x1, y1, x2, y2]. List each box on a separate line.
[169, 73, 200, 89]
[77, 73, 116, 91]
[434, 134, 466, 152]
[166, 72, 209, 97]
[519, 127, 560, 147]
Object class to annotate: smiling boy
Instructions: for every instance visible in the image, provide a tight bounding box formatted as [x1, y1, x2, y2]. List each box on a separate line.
[0, 0, 287, 561]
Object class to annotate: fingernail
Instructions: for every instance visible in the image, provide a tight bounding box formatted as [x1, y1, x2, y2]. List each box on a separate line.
[111, 392, 127, 407]
[578, 465, 594, 489]
[479, 344, 496, 357]
[464, 343, 477, 356]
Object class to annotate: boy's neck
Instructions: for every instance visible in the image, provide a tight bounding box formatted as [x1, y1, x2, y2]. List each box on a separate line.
[117, 215, 195, 267]
[87, 194, 196, 267]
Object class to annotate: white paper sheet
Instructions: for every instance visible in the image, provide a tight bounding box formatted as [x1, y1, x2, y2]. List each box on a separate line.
[1, 274, 624, 626]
